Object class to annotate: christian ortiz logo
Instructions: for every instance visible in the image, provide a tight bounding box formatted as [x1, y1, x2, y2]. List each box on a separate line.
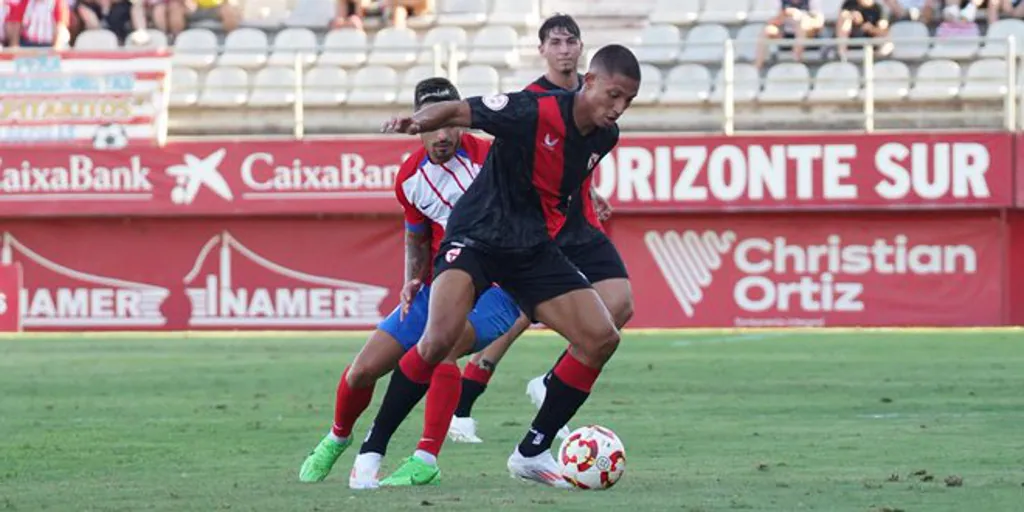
[644, 230, 978, 318]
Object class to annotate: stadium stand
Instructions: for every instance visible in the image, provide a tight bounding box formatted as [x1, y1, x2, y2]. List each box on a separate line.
[60, 0, 1019, 135]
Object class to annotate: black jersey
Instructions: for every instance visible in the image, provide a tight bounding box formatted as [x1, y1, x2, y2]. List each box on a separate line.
[525, 74, 605, 246]
[442, 90, 619, 252]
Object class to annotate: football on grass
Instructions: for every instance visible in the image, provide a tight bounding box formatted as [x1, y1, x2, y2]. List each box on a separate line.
[558, 425, 626, 490]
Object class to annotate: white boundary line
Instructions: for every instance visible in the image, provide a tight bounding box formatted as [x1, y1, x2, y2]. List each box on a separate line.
[0, 326, 1020, 340]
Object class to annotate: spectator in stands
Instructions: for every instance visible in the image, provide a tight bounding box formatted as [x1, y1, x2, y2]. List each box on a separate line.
[1003, 0, 1024, 17]
[882, 0, 934, 22]
[940, 0, 998, 23]
[167, 0, 238, 36]
[76, 0, 149, 44]
[755, 0, 826, 69]
[836, 0, 889, 61]
[385, 0, 432, 28]
[6, 0, 70, 48]
[332, 0, 365, 29]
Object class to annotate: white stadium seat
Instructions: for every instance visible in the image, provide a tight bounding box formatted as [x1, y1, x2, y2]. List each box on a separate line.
[748, 0, 777, 23]
[268, 28, 318, 67]
[248, 66, 297, 107]
[679, 23, 730, 64]
[172, 29, 219, 68]
[659, 64, 712, 104]
[710, 63, 761, 103]
[889, 21, 931, 60]
[908, 59, 962, 101]
[347, 65, 399, 106]
[635, 24, 681, 66]
[808, 61, 860, 102]
[242, 0, 289, 28]
[318, 29, 369, 68]
[648, 0, 700, 26]
[503, 67, 546, 91]
[286, 0, 336, 27]
[869, 60, 912, 101]
[303, 66, 348, 106]
[419, 26, 468, 65]
[467, 25, 520, 67]
[218, 28, 270, 69]
[198, 66, 250, 107]
[489, 0, 541, 29]
[169, 68, 200, 107]
[74, 29, 118, 50]
[759, 62, 811, 102]
[960, 58, 1008, 100]
[734, 23, 766, 62]
[633, 64, 663, 105]
[436, 0, 489, 27]
[699, 0, 750, 24]
[128, 29, 169, 49]
[457, 64, 500, 97]
[980, 19, 1024, 58]
[929, 32, 980, 60]
[368, 27, 419, 67]
[399, 65, 439, 105]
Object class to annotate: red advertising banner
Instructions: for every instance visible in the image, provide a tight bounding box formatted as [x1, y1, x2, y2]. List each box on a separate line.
[1008, 212, 1024, 325]
[0, 218, 403, 330]
[0, 263, 23, 332]
[594, 132, 1015, 211]
[0, 131, 1013, 218]
[615, 213, 1005, 327]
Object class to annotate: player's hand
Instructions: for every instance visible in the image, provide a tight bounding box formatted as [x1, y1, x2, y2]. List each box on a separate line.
[593, 192, 613, 221]
[382, 116, 423, 135]
[399, 278, 423, 320]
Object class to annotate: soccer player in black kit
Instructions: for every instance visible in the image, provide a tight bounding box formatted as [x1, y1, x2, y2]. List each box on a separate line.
[378, 44, 641, 487]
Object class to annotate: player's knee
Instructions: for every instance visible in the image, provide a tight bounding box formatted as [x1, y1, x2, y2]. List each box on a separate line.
[613, 295, 634, 329]
[420, 319, 465, 362]
[581, 324, 620, 364]
[346, 363, 378, 388]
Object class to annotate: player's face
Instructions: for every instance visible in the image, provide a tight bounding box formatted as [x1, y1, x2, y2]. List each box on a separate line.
[539, 27, 582, 73]
[584, 71, 639, 129]
[421, 126, 463, 163]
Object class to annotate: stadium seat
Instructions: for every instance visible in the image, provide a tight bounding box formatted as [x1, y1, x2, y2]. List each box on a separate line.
[759, 62, 811, 102]
[633, 64, 663, 105]
[648, 0, 700, 25]
[457, 64, 500, 97]
[303, 66, 349, 106]
[747, 0, 777, 23]
[419, 26, 469, 65]
[248, 66, 298, 107]
[710, 63, 761, 103]
[347, 65, 399, 106]
[889, 21, 931, 60]
[659, 64, 712, 104]
[172, 29, 219, 68]
[699, 0, 750, 24]
[929, 31, 980, 60]
[268, 28, 318, 67]
[679, 23, 729, 64]
[489, 0, 541, 29]
[735, 23, 766, 61]
[368, 27, 419, 67]
[398, 65, 438, 105]
[218, 28, 270, 69]
[502, 67, 546, 90]
[979, 19, 1024, 58]
[436, 0, 490, 27]
[960, 58, 1008, 100]
[242, 0, 289, 28]
[318, 28, 369, 67]
[169, 68, 200, 107]
[807, 61, 860, 102]
[74, 29, 118, 50]
[286, 0, 336, 27]
[908, 59, 962, 101]
[127, 29, 169, 49]
[869, 60, 911, 101]
[198, 66, 250, 107]
[467, 25, 520, 67]
[635, 24, 681, 65]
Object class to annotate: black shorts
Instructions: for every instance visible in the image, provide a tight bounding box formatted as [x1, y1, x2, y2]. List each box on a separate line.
[434, 241, 592, 322]
[559, 233, 629, 285]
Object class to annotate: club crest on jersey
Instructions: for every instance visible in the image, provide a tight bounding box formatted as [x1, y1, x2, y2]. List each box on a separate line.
[587, 153, 601, 170]
[445, 247, 462, 263]
[483, 94, 509, 111]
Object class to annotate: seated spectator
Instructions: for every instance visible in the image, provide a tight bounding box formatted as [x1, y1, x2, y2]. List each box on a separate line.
[755, 0, 825, 69]
[386, 0, 432, 28]
[332, 0, 365, 29]
[1003, 0, 1024, 17]
[836, 0, 889, 61]
[935, 0, 981, 39]
[882, 0, 934, 22]
[167, 0, 237, 36]
[940, 0, 998, 24]
[76, 0, 149, 44]
[6, 0, 70, 48]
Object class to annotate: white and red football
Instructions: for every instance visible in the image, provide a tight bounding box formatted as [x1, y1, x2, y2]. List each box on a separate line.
[557, 424, 626, 490]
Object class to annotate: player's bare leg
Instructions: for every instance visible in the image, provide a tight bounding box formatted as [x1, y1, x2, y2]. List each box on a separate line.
[299, 330, 405, 483]
[509, 289, 619, 488]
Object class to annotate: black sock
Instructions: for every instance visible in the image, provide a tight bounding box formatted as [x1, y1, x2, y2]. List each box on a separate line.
[542, 350, 569, 386]
[518, 373, 589, 457]
[358, 366, 430, 456]
[454, 378, 487, 418]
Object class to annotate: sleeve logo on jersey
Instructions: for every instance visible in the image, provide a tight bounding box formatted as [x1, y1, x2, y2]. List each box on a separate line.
[445, 247, 462, 263]
[587, 153, 601, 170]
[483, 94, 509, 111]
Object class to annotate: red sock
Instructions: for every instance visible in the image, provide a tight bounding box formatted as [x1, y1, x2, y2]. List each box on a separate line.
[417, 362, 462, 457]
[331, 366, 374, 438]
[462, 361, 492, 385]
[553, 353, 601, 393]
[399, 347, 438, 384]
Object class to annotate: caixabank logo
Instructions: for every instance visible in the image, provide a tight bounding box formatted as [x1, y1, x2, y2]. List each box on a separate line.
[644, 230, 980, 320]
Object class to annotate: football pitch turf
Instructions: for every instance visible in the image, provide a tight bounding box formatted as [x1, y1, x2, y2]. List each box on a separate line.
[2, 330, 1023, 511]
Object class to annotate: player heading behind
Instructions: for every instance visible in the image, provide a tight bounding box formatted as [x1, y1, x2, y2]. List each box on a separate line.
[298, 77, 522, 490]
[449, 13, 631, 446]
[379, 44, 641, 488]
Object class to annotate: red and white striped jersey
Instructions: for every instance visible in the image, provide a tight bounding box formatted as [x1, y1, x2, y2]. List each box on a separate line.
[8, 0, 68, 45]
[394, 133, 491, 281]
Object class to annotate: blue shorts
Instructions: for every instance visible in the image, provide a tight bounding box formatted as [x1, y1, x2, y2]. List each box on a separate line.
[377, 285, 521, 354]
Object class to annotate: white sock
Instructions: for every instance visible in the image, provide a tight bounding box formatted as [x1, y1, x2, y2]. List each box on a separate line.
[327, 431, 348, 445]
[414, 449, 437, 466]
[354, 451, 382, 469]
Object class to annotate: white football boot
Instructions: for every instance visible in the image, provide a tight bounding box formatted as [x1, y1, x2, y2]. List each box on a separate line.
[507, 447, 572, 489]
[348, 452, 381, 490]
[447, 416, 483, 443]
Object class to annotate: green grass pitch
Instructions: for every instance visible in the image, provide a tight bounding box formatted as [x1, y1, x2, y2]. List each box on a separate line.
[2, 330, 1023, 511]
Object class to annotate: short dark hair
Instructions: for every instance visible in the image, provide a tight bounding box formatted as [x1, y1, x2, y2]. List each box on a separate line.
[588, 44, 641, 82]
[414, 77, 460, 109]
[538, 13, 581, 43]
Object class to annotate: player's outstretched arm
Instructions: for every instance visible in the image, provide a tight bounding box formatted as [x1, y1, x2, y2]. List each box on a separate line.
[382, 100, 471, 135]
